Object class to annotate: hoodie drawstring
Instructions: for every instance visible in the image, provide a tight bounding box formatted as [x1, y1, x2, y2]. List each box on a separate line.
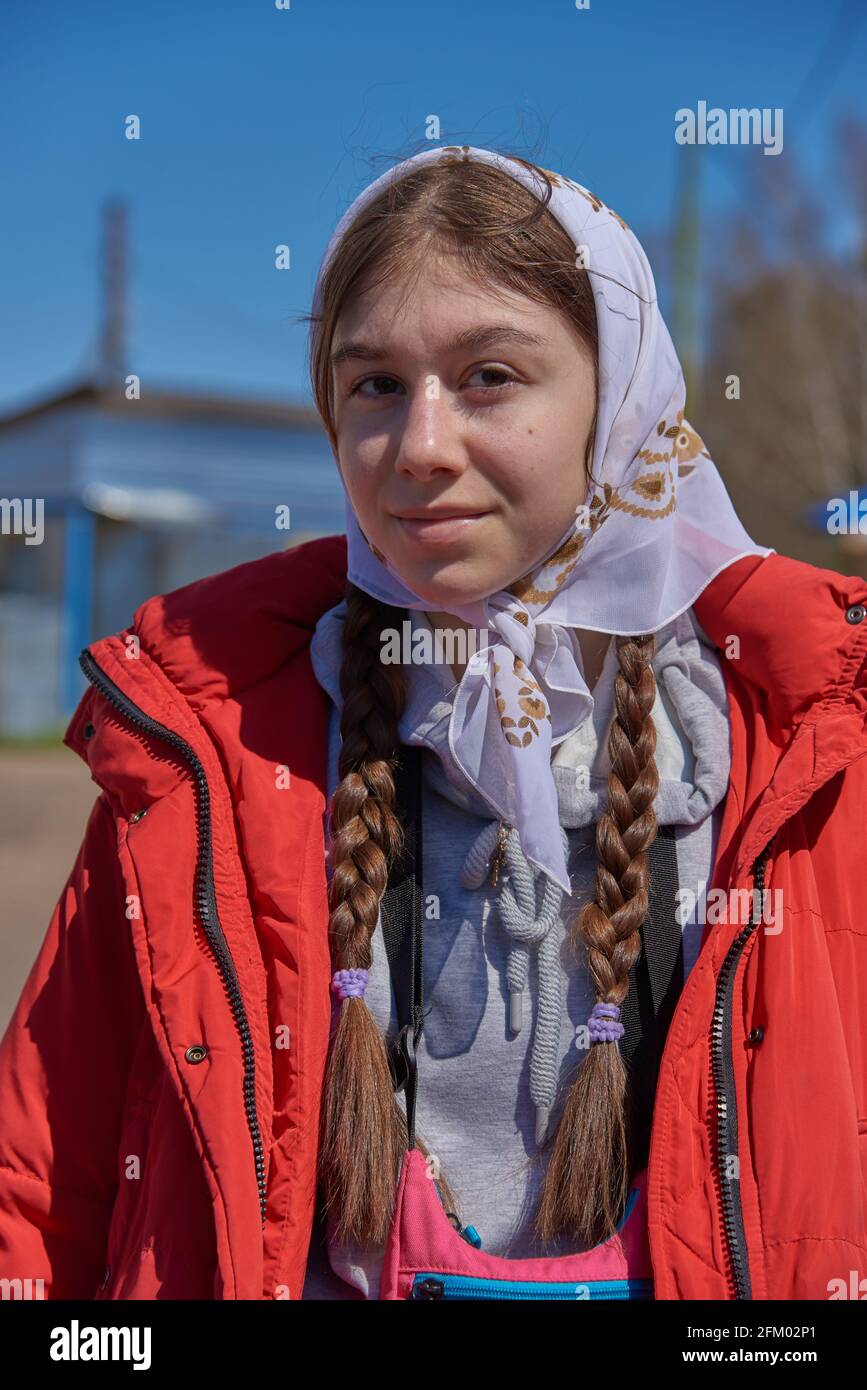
[461, 821, 570, 1144]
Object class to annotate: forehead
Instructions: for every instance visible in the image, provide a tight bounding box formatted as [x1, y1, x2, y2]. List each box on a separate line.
[347, 251, 529, 309]
[333, 257, 566, 357]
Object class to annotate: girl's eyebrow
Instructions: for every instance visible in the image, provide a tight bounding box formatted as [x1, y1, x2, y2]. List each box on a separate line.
[330, 324, 548, 368]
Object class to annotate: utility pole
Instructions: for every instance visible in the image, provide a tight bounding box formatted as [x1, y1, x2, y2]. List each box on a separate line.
[97, 198, 128, 383]
[63, 199, 129, 713]
[671, 146, 701, 417]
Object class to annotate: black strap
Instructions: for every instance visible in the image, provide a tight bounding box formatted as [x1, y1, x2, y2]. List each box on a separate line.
[620, 823, 684, 1172]
[380, 743, 425, 1148]
[380, 743, 684, 1168]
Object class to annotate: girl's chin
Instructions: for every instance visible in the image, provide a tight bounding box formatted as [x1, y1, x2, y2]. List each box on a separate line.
[377, 525, 523, 605]
[397, 568, 505, 609]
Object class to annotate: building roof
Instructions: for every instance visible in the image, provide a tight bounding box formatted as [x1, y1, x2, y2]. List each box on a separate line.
[0, 376, 323, 434]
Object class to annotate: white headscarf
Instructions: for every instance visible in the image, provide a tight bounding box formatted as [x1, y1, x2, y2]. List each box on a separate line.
[313, 145, 774, 894]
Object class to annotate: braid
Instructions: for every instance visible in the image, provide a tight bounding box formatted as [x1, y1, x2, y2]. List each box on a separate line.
[319, 581, 458, 1246]
[534, 633, 660, 1247]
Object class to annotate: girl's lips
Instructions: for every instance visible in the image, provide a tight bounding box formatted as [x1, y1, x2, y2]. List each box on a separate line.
[394, 512, 491, 544]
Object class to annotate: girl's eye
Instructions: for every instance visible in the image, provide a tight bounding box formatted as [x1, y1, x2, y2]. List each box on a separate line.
[348, 374, 402, 399]
[347, 366, 520, 399]
[465, 366, 519, 392]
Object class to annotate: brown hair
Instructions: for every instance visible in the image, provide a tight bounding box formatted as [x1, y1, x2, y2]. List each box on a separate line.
[305, 148, 659, 1248]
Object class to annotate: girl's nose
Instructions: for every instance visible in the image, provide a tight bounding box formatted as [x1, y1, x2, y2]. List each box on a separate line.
[394, 382, 468, 482]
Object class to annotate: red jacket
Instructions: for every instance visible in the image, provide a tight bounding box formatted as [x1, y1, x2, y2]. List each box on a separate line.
[1, 535, 866, 1301]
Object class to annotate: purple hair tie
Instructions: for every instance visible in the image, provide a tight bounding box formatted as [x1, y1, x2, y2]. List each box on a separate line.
[331, 968, 369, 1000]
[588, 1001, 625, 1044]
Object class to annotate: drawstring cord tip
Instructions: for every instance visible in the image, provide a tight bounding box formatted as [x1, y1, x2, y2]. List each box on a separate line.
[508, 990, 523, 1034]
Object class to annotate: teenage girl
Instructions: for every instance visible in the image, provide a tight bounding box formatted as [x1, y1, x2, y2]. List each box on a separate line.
[1, 146, 865, 1302]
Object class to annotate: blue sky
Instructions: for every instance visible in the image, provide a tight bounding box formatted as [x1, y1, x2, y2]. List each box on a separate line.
[2, 0, 865, 415]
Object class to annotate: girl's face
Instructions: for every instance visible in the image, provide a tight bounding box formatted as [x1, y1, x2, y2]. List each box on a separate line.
[330, 253, 596, 607]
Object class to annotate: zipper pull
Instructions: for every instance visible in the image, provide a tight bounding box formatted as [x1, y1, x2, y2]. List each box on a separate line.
[414, 1277, 445, 1299]
[488, 821, 510, 889]
[446, 1211, 483, 1248]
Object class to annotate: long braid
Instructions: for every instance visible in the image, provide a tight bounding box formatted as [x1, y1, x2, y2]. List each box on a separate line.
[534, 633, 660, 1247]
[319, 582, 458, 1245]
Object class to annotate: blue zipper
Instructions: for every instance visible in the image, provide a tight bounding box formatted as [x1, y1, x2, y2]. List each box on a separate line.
[412, 1273, 654, 1300]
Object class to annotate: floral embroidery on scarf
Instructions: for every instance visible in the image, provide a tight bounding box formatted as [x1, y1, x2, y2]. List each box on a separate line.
[603, 408, 703, 521]
[507, 488, 615, 605]
[537, 168, 630, 232]
[631, 470, 667, 502]
[603, 469, 675, 518]
[659, 408, 711, 478]
[493, 656, 552, 748]
[602, 408, 706, 519]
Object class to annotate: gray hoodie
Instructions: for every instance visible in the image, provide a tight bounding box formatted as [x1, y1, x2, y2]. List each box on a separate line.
[301, 603, 731, 1299]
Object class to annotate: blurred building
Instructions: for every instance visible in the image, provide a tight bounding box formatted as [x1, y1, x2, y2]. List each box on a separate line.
[0, 197, 345, 735]
[0, 376, 342, 734]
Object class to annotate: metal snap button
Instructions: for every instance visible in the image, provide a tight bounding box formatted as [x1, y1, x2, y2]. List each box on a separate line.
[129, 808, 148, 824]
[83, 721, 96, 740]
[184, 1045, 208, 1064]
[747, 1026, 764, 1045]
[845, 603, 866, 624]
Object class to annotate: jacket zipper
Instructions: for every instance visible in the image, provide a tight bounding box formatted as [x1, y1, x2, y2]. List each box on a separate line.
[412, 1274, 654, 1300]
[78, 648, 268, 1227]
[710, 837, 774, 1300]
